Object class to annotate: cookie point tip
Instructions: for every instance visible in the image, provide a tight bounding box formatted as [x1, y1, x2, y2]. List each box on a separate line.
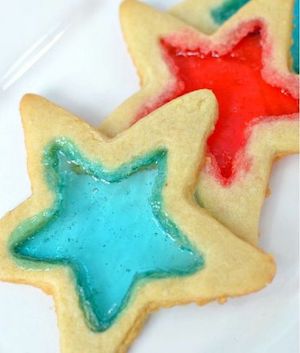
[20, 93, 43, 109]
[120, 0, 137, 11]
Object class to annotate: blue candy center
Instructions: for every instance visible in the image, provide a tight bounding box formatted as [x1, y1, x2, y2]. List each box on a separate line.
[11, 140, 204, 332]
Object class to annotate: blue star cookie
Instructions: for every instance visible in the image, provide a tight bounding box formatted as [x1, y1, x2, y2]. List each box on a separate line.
[0, 90, 275, 353]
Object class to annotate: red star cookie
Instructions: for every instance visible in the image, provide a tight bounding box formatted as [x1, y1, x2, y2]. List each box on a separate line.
[99, 0, 299, 245]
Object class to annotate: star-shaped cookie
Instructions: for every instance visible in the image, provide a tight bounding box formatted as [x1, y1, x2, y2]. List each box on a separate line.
[170, 0, 299, 73]
[99, 0, 299, 245]
[0, 91, 275, 353]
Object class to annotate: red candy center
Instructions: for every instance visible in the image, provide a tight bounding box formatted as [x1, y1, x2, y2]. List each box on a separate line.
[135, 31, 299, 185]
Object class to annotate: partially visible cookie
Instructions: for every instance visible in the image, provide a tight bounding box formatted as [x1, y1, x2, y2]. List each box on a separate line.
[0, 91, 275, 353]
[170, 0, 299, 73]
[100, 0, 299, 245]
[170, 0, 223, 34]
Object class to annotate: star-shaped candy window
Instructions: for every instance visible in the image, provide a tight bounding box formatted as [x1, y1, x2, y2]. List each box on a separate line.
[11, 141, 203, 332]
[135, 28, 299, 184]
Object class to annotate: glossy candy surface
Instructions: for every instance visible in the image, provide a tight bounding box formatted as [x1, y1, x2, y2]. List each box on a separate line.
[11, 142, 203, 332]
[137, 32, 298, 183]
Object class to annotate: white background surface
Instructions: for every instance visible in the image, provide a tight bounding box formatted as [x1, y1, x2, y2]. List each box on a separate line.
[0, 1, 299, 352]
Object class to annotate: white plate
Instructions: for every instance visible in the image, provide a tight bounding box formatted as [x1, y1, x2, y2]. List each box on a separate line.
[0, 1, 298, 352]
